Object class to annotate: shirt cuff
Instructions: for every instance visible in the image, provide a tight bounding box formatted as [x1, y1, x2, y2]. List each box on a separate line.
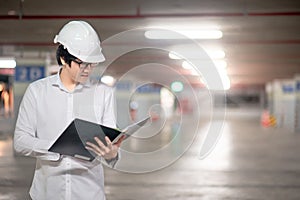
[33, 139, 61, 161]
[98, 153, 119, 168]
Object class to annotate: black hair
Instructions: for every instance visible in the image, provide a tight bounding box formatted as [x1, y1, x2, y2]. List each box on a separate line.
[56, 44, 77, 66]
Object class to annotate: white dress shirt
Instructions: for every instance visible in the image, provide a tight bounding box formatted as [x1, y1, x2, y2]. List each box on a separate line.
[14, 72, 117, 200]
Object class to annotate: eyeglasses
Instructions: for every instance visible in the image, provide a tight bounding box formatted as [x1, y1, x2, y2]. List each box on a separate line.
[70, 58, 98, 69]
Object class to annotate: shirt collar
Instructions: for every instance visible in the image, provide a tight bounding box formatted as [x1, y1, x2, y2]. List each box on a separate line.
[50, 69, 92, 91]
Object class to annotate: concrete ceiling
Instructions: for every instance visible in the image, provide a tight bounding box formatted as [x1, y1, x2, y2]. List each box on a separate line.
[0, 0, 300, 89]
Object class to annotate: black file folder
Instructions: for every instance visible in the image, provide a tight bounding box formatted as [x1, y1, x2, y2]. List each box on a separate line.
[48, 117, 150, 161]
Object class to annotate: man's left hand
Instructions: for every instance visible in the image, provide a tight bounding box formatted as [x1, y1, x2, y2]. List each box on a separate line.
[85, 136, 125, 160]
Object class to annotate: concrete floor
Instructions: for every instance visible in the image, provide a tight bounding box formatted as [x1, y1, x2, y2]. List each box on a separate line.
[1, 107, 300, 200]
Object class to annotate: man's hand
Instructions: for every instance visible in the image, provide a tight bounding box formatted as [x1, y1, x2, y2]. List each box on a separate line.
[85, 135, 125, 160]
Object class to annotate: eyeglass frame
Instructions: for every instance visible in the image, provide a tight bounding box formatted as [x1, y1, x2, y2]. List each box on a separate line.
[70, 58, 99, 69]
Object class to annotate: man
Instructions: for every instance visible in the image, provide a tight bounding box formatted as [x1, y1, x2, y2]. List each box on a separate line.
[14, 20, 123, 200]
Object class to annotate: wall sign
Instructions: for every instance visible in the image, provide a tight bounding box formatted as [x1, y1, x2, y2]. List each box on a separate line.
[282, 84, 294, 93]
[15, 66, 45, 82]
[296, 81, 300, 92]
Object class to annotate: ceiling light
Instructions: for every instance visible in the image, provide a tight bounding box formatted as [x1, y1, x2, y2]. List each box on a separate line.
[7, 10, 17, 15]
[168, 52, 183, 60]
[217, 68, 230, 90]
[101, 75, 115, 86]
[189, 68, 199, 76]
[221, 75, 231, 90]
[171, 81, 184, 92]
[0, 58, 16, 68]
[145, 29, 223, 40]
[181, 61, 200, 76]
[182, 61, 193, 69]
[181, 60, 230, 90]
[205, 49, 225, 59]
[214, 60, 227, 69]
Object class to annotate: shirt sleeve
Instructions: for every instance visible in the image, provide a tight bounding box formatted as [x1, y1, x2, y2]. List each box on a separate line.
[97, 153, 120, 168]
[13, 85, 60, 161]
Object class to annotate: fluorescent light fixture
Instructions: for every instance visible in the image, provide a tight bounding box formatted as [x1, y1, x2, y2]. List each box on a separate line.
[145, 29, 223, 40]
[0, 58, 16, 68]
[181, 61, 199, 76]
[214, 60, 227, 69]
[217, 68, 231, 90]
[182, 61, 193, 69]
[205, 49, 225, 59]
[181, 61, 230, 90]
[101, 75, 115, 86]
[190, 68, 199, 76]
[168, 52, 183, 60]
[221, 75, 231, 90]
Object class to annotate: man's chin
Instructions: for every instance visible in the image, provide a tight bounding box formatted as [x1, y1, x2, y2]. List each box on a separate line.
[76, 77, 88, 83]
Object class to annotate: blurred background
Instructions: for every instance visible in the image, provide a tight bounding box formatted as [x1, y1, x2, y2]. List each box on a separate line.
[0, 0, 300, 199]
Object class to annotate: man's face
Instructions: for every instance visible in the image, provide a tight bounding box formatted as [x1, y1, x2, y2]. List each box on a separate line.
[68, 59, 97, 83]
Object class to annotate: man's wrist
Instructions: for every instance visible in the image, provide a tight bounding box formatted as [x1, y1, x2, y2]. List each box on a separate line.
[105, 152, 118, 162]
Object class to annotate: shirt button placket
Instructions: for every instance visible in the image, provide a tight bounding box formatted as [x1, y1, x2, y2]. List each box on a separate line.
[65, 92, 73, 200]
[67, 93, 73, 120]
[66, 158, 71, 200]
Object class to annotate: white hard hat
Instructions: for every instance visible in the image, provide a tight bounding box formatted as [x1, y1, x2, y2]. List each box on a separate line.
[54, 20, 105, 63]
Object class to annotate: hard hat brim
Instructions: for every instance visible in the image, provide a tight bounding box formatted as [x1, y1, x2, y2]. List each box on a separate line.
[78, 52, 106, 63]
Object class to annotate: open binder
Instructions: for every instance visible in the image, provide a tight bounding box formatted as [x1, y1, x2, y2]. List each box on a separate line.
[48, 117, 150, 161]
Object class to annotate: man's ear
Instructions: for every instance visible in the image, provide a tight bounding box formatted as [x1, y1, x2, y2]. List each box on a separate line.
[60, 57, 66, 65]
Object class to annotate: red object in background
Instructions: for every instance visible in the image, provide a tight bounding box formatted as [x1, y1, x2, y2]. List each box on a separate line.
[179, 98, 191, 114]
[150, 112, 159, 121]
[261, 110, 276, 127]
[130, 108, 137, 122]
[0, 68, 15, 75]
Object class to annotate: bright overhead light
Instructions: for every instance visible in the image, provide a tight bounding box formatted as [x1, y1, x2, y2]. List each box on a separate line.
[0, 58, 16, 68]
[181, 60, 230, 90]
[221, 75, 231, 90]
[182, 61, 199, 76]
[182, 61, 193, 69]
[216, 68, 230, 90]
[171, 81, 184, 92]
[168, 52, 183, 60]
[205, 49, 225, 59]
[145, 29, 223, 40]
[101, 75, 115, 86]
[214, 60, 227, 69]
